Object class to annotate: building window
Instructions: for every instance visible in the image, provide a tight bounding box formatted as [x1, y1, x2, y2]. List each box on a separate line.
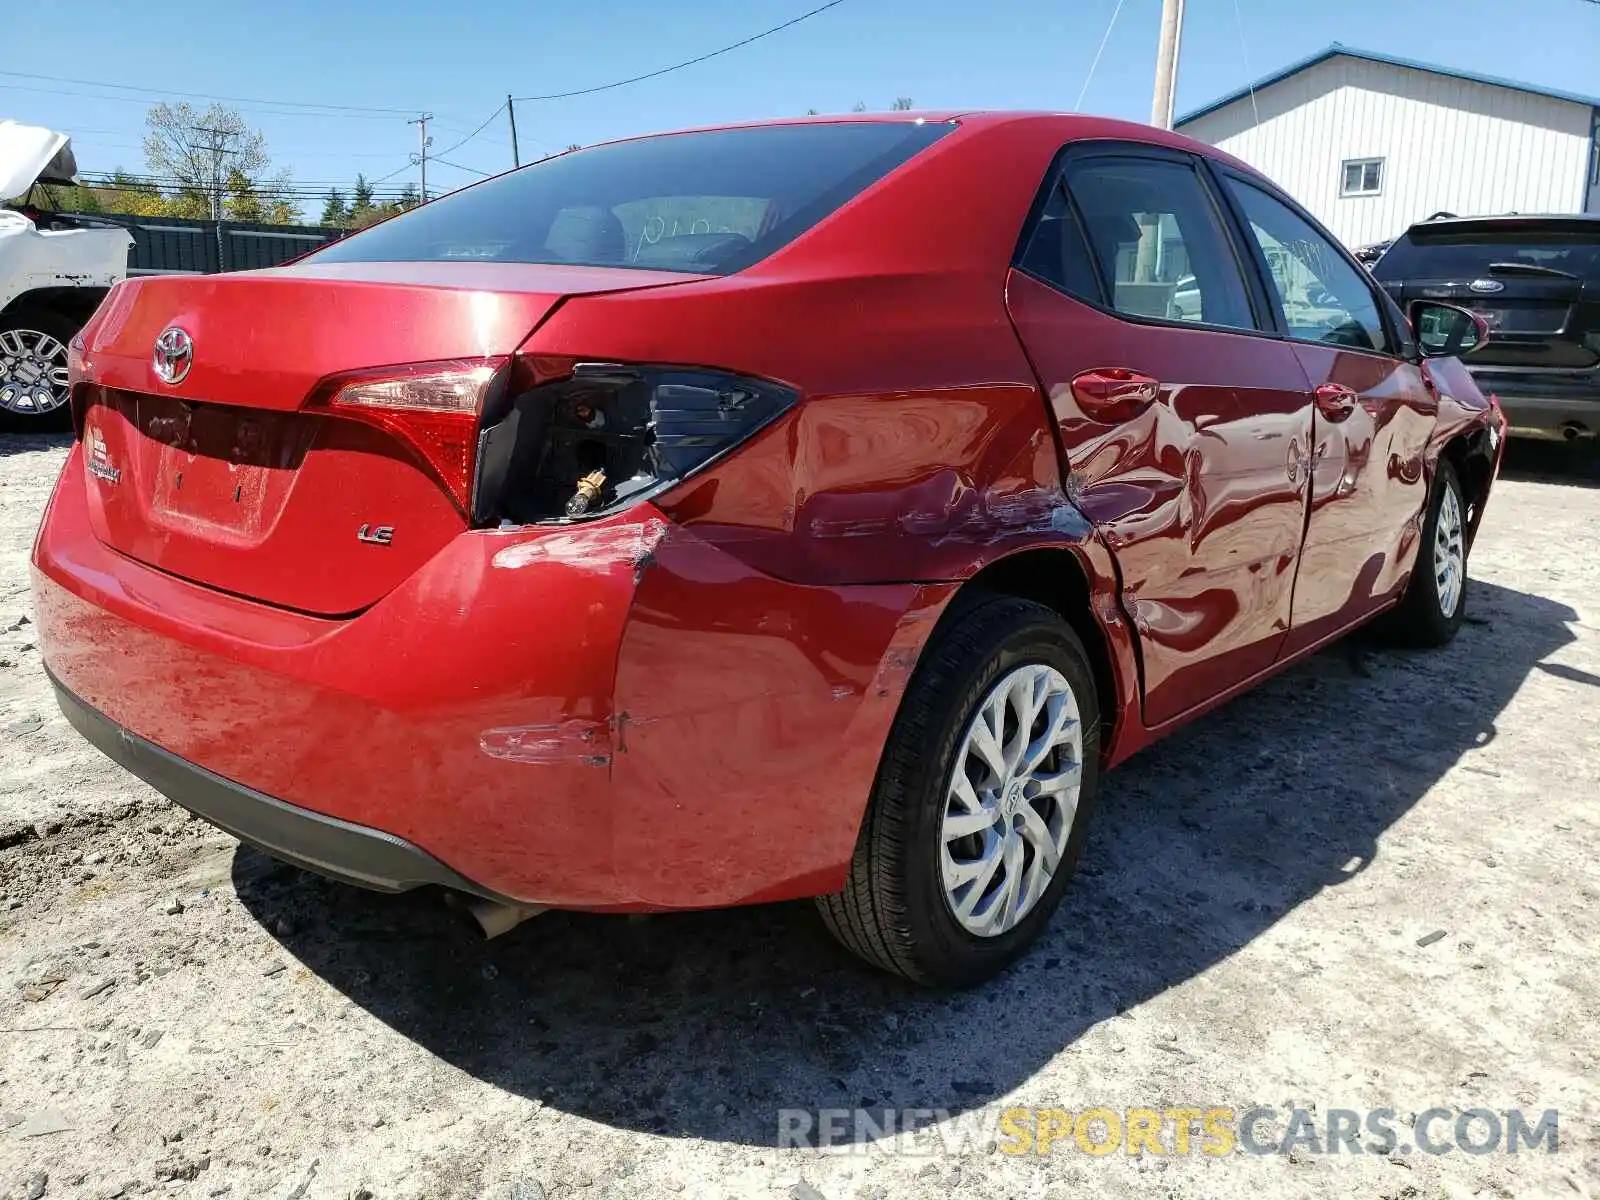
[1340, 158, 1384, 197]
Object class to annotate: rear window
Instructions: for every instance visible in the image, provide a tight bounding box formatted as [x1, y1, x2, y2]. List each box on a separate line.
[308, 121, 952, 276]
[1374, 224, 1600, 283]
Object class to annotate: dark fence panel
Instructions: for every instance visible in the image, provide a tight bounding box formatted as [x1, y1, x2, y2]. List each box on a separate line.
[64, 213, 344, 275]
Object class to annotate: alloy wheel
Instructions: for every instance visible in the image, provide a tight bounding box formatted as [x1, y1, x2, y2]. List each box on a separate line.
[0, 328, 70, 416]
[940, 662, 1083, 938]
[1433, 484, 1465, 617]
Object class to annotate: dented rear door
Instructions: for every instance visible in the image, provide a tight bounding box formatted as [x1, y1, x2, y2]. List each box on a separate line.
[1006, 146, 1314, 726]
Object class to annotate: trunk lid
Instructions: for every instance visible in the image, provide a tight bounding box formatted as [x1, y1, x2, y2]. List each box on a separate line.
[0, 120, 79, 198]
[77, 261, 706, 615]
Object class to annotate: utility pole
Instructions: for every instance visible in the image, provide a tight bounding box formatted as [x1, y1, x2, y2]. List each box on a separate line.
[409, 113, 433, 202]
[1149, 0, 1186, 131]
[1137, 0, 1185, 285]
[506, 95, 520, 168]
[192, 124, 232, 268]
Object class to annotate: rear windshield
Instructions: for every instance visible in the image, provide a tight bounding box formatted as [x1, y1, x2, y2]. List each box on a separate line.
[1374, 224, 1600, 282]
[308, 121, 951, 276]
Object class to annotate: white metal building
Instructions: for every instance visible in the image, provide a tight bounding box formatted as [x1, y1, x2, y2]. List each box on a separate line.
[1176, 45, 1600, 250]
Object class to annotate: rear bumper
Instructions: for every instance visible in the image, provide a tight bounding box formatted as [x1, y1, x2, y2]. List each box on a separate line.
[1469, 371, 1600, 438]
[1487, 395, 1600, 439]
[33, 444, 949, 910]
[50, 669, 509, 899]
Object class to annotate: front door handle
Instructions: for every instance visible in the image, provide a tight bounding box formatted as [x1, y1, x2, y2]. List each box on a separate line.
[1314, 383, 1358, 421]
[1071, 368, 1161, 423]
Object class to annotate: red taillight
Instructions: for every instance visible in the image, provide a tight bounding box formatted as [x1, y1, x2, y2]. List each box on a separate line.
[308, 357, 507, 514]
[67, 332, 88, 385]
[66, 334, 91, 438]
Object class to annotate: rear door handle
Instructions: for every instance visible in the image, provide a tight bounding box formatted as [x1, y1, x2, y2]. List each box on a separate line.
[1314, 383, 1358, 421]
[1071, 368, 1161, 423]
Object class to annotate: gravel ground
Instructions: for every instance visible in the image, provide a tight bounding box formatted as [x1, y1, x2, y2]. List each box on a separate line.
[1, 433, 1597, 1200]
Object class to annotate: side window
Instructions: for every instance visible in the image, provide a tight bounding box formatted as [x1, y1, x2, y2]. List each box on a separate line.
[1062, 156, 1257, 330]
[1016, 183, 1102, 303]
[1224, 178, 1392, 353]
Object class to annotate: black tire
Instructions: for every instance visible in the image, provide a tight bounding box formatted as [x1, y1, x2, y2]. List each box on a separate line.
[817, 597, 1102, 987]
[0, 307, 79, 433]
[1385, 458, 1468, 647]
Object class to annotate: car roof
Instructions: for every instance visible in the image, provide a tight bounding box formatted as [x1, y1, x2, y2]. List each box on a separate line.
[579, 111, 1260, 176]
[1400, 213, 1600, 237]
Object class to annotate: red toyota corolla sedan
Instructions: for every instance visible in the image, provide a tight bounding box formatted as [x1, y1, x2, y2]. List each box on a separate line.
[32, 114, 1504, 985]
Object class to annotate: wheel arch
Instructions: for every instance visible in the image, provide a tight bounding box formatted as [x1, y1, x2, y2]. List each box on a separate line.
[0, 286, 111, 329]
[931, 544, 1134, 760]
[1438, 426, 1496, 550]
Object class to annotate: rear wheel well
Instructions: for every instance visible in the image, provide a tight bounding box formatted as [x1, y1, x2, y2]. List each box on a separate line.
[941, 548, 1119, 749]
[0, 286, 110, 330]
[1440, 429, 1494, 548]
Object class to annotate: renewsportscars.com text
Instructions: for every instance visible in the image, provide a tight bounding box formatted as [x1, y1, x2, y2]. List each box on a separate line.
[777, 1106, 1559, 1157]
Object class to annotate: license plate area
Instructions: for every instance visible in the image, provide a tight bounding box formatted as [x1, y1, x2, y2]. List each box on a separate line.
[113, 391, 318, 541]
[1473, 302, 1569, 334]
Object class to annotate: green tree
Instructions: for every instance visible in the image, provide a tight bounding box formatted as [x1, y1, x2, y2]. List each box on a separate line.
[349, 174, 378, 227]
[891, 97, 914, 111]
[394, 183, 421, 211]
[265, 197, 301, 225]
[851, 101, 867, 112]
[164, 186, 214, 220]
[98, 170, 164, 217]
[320, 189, 350, 227]
[143, 102, 270, 210]
[41, 183, 104, 213]
[224, 167, 263, 222]
[140, 101, 301, 222]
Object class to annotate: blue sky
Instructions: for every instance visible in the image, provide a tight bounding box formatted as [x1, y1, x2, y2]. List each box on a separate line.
[5, 0, 1598, 216]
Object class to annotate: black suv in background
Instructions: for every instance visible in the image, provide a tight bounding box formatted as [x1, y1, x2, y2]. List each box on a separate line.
[1372, 214, 1600, 441]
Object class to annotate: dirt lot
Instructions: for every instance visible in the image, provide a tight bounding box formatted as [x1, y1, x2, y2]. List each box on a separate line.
[1, 433, 1597, 1200]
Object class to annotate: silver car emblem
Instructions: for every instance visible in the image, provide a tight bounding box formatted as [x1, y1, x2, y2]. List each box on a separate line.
[1468, 279, 1505, 294]
[152, 327, 193, 384]
[357, 524, 394, 545]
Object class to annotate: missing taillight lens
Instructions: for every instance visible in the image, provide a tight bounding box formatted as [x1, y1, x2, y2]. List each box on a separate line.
[311, 357, 506, 514]
[481, 361, 798, 525]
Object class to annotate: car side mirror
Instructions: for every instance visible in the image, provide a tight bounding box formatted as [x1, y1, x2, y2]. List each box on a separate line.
[1409, 300, 1489, 359]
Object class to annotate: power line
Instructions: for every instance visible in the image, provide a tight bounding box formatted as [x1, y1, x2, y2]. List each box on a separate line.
[512, 0, 847, 101]
[80, 184, 419, 200]
[0, 68, 418, 114]
[1230, 0, 1260, 127]
[0, 81, 407, 122]
[1075, 0, 1127, 111]
[430, 102, 507, 161]
[368, 161, 418, 186]
[77, 175, 419, 199]
[429, 157, 492, 176]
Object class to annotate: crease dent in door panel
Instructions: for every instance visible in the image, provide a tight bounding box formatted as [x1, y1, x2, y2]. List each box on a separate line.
[1004, 270, 1315, 728]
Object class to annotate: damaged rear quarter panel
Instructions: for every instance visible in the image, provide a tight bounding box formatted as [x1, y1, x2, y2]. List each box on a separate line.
[654, 382, 1097, 584]
[611, 518, 955, 907]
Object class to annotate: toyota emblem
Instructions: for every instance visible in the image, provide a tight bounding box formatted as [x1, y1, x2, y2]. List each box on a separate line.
[152, 327, 194, 384]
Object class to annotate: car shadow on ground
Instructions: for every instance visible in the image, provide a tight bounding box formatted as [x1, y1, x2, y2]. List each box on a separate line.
[0, 431, 73, 456]
[1499, 438, 1600, 489]
[235, 578, 1575, 1147]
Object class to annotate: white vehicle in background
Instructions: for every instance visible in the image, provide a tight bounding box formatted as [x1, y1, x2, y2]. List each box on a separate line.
[1, 121, 132, 431]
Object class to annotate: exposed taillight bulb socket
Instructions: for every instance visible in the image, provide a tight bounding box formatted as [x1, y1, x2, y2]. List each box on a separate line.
[565, 469, 607, 516]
